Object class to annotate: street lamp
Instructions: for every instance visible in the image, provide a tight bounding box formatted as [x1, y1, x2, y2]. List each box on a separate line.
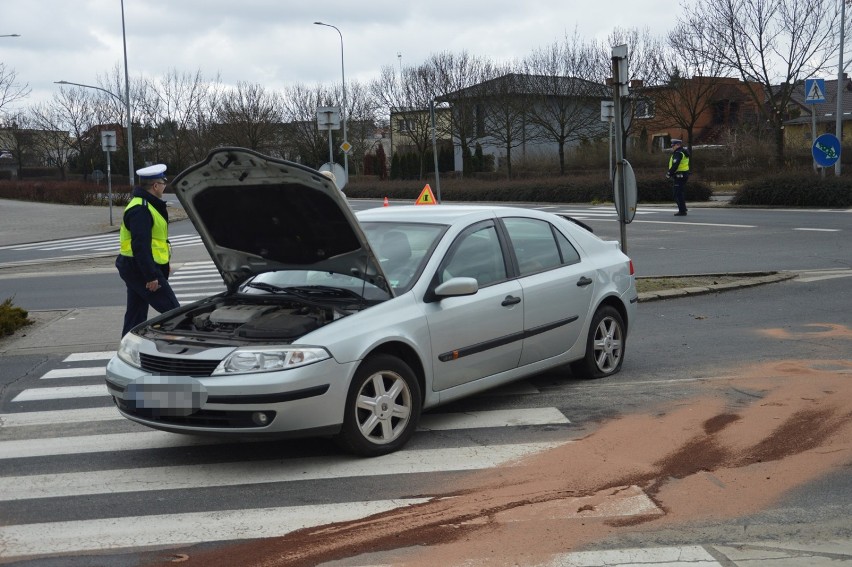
[0, 34, 21, 38]
[120, 0, 134, 185]
[314, 21, 348, 183]
[55, 80, 134, 189]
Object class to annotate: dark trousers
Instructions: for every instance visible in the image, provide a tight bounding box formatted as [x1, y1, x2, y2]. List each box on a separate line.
[672, 174, 689, 214]
[116, 255, 180, 336]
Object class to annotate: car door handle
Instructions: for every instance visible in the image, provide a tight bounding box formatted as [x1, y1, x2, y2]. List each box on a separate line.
[577, 276, 593, 287]
[501, 295, 521, 306]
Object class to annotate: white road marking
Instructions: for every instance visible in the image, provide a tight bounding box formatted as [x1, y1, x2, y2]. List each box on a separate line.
[0, 406, 122, 428]
[544, 546, 719, 566]
[41, 367, 105, 379]
[0, 442, 565, 501]
[0, 499, 430, 559]
[63, 351, 115, 362]
[420, 407, 569, 430]
[11, 385, 107, 402]
[0, 408, 570, 452]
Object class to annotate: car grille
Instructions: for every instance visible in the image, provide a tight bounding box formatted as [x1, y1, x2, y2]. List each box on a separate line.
[139, 353, 221, 377]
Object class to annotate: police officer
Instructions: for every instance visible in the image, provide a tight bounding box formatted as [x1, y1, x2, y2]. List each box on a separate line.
[115, 164, 180, 336]
[667, 138, 690, 216]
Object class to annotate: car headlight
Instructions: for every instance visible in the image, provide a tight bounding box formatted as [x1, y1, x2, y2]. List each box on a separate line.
[212, 346, 331, 375]
[117, 333, 143, 368]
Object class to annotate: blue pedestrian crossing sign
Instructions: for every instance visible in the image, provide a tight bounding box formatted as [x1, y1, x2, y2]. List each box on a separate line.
[812, 133, 840, 167]
[805, 79, 826, 104]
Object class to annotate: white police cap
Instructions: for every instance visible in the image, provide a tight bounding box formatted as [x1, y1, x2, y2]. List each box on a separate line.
[136, 163, 167, 180]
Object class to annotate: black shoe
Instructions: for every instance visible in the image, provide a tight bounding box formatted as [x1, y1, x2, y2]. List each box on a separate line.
[674, 212, 687, 216]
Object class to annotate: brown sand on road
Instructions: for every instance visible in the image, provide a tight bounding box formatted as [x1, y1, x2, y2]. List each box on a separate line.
[146, 336, 852, 567]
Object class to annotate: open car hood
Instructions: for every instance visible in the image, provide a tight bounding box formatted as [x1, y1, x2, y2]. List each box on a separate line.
[171, 148, 391, 295]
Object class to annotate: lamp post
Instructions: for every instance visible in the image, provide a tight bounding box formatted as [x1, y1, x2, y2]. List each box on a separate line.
[55, 80, 134, 189]
[314, 21, 348, 183]
[120, 0, 134, 185]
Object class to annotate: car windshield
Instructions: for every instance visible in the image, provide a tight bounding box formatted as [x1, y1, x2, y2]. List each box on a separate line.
[361, 221, 447, 293]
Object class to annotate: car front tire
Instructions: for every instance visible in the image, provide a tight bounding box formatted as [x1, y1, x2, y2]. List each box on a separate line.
[336, 354, 422, 457]
[571, 305, 626, 379]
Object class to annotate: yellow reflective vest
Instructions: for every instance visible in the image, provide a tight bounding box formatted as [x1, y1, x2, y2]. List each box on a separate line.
[668, 150, 690, 173]
[119, 197, 170, 264]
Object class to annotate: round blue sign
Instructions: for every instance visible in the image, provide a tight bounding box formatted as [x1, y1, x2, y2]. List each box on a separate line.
[812, 133, 841, 167]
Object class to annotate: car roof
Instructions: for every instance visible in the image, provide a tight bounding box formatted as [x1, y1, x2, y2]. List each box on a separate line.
[358, 204, 539, 225]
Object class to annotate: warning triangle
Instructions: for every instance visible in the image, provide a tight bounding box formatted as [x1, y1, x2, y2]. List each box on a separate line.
[415, 184, 437, 205]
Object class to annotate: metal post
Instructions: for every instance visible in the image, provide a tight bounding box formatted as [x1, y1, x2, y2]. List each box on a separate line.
[120, 0, 135, 187]
[106, 149, 114, 226]
[836, 0, 846, 176]
[315, 22, 348, 181]
[431, 99, 441, 203]
[612, 46, 629, 253]
[813, 106, 818, 173]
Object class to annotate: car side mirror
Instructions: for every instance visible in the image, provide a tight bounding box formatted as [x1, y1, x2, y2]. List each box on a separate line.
[433, 277, 479, 298]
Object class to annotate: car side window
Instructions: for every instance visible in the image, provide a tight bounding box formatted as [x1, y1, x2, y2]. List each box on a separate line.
[440, 224, 507, 287]
[503, 217, 577, 276]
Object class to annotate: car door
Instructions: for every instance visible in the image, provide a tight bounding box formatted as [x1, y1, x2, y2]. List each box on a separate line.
[501, 216, 595, 366]
[424, 221, 524, 391]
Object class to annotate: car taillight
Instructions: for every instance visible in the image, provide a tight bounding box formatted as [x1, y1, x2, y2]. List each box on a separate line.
[629, 260, 635, 275]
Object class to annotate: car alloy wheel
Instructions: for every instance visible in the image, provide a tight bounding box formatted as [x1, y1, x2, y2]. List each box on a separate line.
[571, 305, 626, 379]
[337, 354, 421, 456]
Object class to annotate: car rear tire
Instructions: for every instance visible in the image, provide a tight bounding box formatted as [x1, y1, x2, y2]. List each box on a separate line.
[570, 305, 625, 379]
[335, 354, 421, 457]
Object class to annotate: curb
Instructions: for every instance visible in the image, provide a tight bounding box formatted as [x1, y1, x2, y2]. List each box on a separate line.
[637, 271, 796, 302]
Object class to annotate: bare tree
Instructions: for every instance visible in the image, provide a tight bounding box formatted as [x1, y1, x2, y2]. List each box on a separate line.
[279, 82, 335, 167]
[0, 62, 30, 118]
[372, 63, 439, 179]
[26, 112, 74, 179]
[429, 51, 494, 175]
[338, 79, 378, 177]
[523, 32, 608, 175]
[137, 69, 219, 170]
[477, 63, 535, 178]
[30, 87, 100, 179]
[643, 24, 731, 150]
[592, 27, 665, 156]
[681, 0, 841, 164]
[213, 82, 282, 152]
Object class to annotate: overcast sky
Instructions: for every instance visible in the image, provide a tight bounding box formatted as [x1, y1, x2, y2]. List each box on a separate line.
[1, 0, 673, 110]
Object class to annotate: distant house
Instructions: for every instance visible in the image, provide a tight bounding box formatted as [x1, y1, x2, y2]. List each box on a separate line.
[783, 75, 852, 148]
[631, 77, 763, 151]
[437, 73, 610, 173]
[0, 126, 74, 179]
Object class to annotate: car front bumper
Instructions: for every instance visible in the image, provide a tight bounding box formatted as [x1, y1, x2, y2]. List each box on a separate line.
[105, 354, 355, 437]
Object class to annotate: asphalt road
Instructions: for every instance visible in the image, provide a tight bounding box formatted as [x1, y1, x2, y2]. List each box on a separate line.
[1, 199, 851, 566]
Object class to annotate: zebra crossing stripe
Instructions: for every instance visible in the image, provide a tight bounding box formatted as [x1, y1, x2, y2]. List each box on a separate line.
[0, 442, 565, 501]
[0, 430, 226, 459]
[0, 407, 121, 428]
[419, 407, 568, 430]
[41, 367, 106, 379]
[0, 408, 569, 455]
[63, 352, 115, 362]
[11, 385, 107, 402]
[0, 499, 430, 559]
[543, 546, 719, 567]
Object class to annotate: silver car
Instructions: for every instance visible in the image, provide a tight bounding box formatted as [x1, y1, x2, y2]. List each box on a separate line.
[106, 148, 638, 456]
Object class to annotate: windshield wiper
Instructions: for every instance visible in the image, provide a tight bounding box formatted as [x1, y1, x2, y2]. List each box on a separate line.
[283, 285, 365, 301]
[241, 282, 364, 302]
[241, 281, 295, 295]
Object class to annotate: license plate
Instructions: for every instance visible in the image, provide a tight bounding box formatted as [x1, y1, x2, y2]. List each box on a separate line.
[125, 376, 208, 417]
